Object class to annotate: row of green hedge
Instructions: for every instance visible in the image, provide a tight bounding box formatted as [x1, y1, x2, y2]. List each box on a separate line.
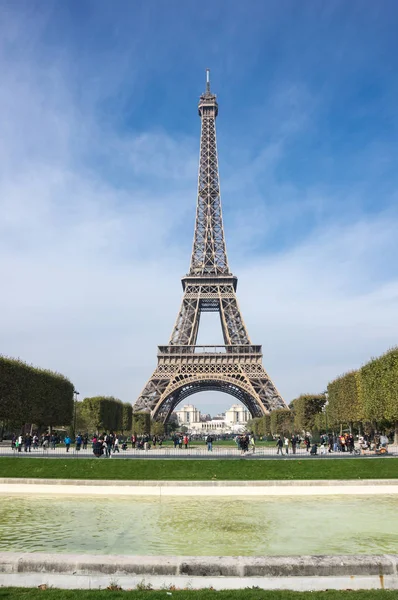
[327, 347, 398, 432]
[249, 347, 398, 439]
[248, 409, 294, 437]
[0, 355, 74, 429]
[75, 400, 165, 436]
[76, 396, 133, 434]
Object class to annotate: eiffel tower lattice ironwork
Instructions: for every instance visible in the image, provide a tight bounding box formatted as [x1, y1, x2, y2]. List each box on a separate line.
[133, 70, 287, 422]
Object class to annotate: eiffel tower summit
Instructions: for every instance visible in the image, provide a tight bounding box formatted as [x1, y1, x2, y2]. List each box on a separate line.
[133, 70, 287, 422]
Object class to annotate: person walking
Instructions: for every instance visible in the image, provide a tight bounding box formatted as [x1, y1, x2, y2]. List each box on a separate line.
[276, 436, 283, 455]
[206, 434, 213, 452]
[183, 434, 189, 449]
[250, 433, 256, 454]
[64, 435, 71, 452]
[113, 436, 120, 453]
[24, 435, 32, 453]
[284, 436, 289, 455]
[104, 433, 112, 457]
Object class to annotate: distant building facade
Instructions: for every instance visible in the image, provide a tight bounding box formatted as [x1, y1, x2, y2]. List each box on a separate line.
[174, 403, 250, 435]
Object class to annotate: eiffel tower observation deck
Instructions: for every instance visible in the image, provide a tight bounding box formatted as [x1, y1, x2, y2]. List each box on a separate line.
[133, 70, 287, 422]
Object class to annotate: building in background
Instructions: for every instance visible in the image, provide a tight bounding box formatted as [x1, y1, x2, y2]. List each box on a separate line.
[173, 403, 250, 435]
[175, 404, 201, 426]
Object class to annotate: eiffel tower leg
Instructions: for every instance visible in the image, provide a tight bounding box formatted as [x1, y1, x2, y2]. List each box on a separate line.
[169, 297, 200, 345]
[241, 364, 286, 411]
[219, 294, 251, 345]
[134, 370, 173, 413]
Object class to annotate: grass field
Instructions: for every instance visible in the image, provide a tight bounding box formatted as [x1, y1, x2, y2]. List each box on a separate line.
[0, 456, 396, 480]
[0, 588, 397, 600]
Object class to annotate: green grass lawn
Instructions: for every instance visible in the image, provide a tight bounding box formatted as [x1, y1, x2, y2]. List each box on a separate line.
[0, 456, 396, 480]
[0, 588, 397, 600]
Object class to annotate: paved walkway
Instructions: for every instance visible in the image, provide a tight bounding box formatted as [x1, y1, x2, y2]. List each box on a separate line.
[0, 478, 397, 496]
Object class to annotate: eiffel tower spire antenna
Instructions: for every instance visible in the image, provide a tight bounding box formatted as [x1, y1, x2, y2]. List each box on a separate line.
[206, 68, 211, 93]
[133, 71, 287, 421]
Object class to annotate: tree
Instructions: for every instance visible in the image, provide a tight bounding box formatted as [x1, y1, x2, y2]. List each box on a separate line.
[73, 402, 91, 434]
[80, 396, 123, 433]
[291, 394, 326, 434]
[327, 371, 363, 431]
[270, 409, 293, 436]
[151, 420, 165, 436]
[247, 415, 271, 437]
[0, 355, 74, 431]
[132, 411, 151, 435]
[360, 348, 398, 443]
[122, 403, 132, 433]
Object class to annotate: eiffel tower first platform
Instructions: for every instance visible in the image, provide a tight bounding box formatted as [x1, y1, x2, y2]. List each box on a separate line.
[133, 70, 287, 422]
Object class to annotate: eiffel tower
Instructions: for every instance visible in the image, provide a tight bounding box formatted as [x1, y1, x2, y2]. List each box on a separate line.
[133, 70, 287, 422]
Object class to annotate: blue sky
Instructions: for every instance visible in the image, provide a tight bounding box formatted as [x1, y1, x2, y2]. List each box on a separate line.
[1, 0, 398, 416]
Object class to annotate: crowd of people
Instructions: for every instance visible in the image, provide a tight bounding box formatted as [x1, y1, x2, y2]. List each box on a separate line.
[235, 433, 255, 454]
[171, 433, 190, 449]
[10, 433, 73, 452]
[9, 430, 391, 456]
[275, 434, 302, 455]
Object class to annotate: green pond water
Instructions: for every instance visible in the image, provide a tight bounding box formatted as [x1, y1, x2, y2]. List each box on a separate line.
[1, 495, 397, 556]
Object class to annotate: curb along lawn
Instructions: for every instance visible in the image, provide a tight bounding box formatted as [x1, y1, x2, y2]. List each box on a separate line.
[0, 457, 397, 480]
[0, 589, 397, 600]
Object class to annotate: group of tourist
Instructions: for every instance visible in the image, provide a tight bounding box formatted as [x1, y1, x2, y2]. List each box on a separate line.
[11, 433, 67, 452]
[90, 433, 168, 456]
[235, 433, 255, 454]
[275, 433, 359, 456]
[130, 433, 164, 450]
[276, 435, 302, 455]
[171, 433, 190, 449]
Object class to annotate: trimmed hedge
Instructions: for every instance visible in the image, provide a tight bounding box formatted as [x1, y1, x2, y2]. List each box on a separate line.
[0, 355, 74, 429]
[360, 348, 398, 425]
[290, 394, 326, 433]
[80, 396, 123, 433]
[132, 411, 151, 435]
[270, 408, 293, 436]
[247, 414, 271, 437]
[326, 347, 398, 441]
[122, 403, 132, 432]
[327, 371, 363, 427]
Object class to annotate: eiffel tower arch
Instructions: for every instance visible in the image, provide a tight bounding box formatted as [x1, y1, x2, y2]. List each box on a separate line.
[133, 70, 287, 422]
